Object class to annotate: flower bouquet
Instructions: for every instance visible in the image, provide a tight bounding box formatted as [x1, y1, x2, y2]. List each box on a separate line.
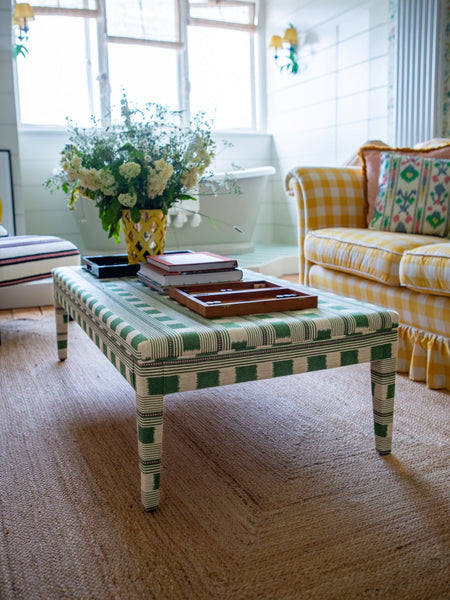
[46, 94, 218, 258]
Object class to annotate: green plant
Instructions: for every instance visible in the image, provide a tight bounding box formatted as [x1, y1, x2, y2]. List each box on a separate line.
[46, 94, 217, 242]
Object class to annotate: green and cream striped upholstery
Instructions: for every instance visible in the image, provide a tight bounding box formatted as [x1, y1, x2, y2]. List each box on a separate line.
[53, 266, 399, 511]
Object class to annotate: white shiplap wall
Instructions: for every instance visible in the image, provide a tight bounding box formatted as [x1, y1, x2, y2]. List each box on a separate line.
[19, 129, 84, 250]
[265, 0, 392, 245]
[0, 1, 23, 234]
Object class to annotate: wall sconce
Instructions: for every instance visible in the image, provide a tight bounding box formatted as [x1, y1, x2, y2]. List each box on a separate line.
[269, 24, 299, 74]
[12, 3, 35, 42]
[12, 3, 35, 58]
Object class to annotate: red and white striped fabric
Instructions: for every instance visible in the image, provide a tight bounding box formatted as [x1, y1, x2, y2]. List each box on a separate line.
[0, 235, 80, 287]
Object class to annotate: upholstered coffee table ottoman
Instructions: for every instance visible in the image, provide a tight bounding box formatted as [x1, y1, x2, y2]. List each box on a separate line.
[52, 266, 398, 511]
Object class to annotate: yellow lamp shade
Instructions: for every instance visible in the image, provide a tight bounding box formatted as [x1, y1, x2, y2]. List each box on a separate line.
[13, 3, 35, 26]
[268, 35, 283, 49]
[14, 3, 35, 19]
[283, 26, 298, 46]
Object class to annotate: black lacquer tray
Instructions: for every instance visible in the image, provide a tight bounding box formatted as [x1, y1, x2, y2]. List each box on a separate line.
[82, 254, 140, 278]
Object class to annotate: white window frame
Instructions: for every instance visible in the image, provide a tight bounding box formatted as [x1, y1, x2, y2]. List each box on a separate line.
[187, 0, 258, 130]
[19, 0, 260, 130]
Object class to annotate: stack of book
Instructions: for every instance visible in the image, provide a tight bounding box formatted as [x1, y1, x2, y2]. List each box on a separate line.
[137, 250, 243, 294]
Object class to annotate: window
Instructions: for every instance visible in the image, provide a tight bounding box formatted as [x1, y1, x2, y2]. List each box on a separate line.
[16, 15, 100, 126]
[16, 0, 258, 130]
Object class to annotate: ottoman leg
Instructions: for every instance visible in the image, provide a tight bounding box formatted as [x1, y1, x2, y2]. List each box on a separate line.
[370, 356, 396, 454]
[55, 301, 69, 361]
[135, 386, 164, 511]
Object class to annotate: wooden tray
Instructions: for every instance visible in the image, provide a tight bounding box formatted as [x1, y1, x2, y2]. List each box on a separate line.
[169, 280, 318, 318]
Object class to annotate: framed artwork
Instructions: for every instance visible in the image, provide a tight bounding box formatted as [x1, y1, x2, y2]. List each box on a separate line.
[0, 149, 16, 235]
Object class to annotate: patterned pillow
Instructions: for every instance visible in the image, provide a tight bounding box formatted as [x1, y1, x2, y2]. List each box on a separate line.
[358, 141, 450, 226]
[369, 152, 450, 237]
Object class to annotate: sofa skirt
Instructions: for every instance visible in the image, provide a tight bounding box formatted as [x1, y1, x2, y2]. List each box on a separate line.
[309, 264, 450, 391]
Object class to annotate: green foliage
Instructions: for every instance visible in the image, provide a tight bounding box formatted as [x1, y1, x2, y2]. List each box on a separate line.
[12, 44, 28, 59]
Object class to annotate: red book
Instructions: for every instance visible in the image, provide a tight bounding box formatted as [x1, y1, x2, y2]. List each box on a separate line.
[146, 250, 238, 273]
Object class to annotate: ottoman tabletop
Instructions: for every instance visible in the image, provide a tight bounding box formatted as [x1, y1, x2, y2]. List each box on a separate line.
[52, 266, 398, 362]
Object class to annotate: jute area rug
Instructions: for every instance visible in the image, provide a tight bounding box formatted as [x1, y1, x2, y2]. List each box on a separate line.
[0, 316, 448, 600]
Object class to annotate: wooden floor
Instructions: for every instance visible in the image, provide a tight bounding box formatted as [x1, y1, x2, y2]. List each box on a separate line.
[0, 305, 55, 323]
[0, 274, 300, 323]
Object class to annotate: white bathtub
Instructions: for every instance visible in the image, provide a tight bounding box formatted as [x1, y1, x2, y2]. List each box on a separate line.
[165, 166, 276, 254]
[75, 166, 275, 254]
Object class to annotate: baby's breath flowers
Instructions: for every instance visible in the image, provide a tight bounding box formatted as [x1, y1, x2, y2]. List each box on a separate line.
[46, 93, 216, 242]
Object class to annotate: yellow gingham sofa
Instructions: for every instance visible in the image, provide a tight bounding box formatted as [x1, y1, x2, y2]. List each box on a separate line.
[285, 166, 450, 391]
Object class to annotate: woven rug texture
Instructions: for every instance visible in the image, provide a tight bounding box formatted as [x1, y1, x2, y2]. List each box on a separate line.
[0, 316, 449, 600]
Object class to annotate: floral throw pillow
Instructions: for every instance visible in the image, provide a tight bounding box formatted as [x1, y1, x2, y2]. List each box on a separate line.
[369, 152, 450, 237]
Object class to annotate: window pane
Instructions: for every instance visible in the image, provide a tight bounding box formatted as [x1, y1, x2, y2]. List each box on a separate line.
[188, 26, 253, 129]
[108, 43, 179, 115]
[189, 1, 253, 24]
[16, 16, 100, 126]
[31, 1, 97, 8]
[105, 0, 178, 41]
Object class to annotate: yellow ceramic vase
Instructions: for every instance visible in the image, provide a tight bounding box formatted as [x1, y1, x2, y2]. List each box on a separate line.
[122, 209, 168, 264]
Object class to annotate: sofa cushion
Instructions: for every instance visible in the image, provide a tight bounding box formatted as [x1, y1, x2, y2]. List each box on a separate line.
[0, 235, 80, 287]
[370, 152, 450, 237]
[399, 243, 450, 297]
[309, 263, 450, 338]
[304, 227, 444, 285]
[358, 141, 450, 226]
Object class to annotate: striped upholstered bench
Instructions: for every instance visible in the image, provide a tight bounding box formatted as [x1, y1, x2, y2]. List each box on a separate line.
[0, 235, 80, 309]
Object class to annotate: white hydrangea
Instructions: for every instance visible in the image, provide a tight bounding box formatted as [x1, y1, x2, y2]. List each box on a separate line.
[78, 167, 102, 191]
[147, 172, 167, 199]
[71, 155, 82, 169]
[181, 168, 199, 189]
[154, 158, 174, 181]
[119, 162, 141, 179]
[100, 170, 118, 196]
[63, 167, 78, 182]
[146, 160, 174, 199]
[118, 192, 137, 207]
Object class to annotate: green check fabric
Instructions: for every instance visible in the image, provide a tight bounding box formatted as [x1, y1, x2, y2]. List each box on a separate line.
[53, 267, 398, 511]
[53, 268, 398, 361]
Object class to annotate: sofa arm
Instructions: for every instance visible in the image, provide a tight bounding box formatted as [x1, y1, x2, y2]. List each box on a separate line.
[285, 166, 366, 283]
